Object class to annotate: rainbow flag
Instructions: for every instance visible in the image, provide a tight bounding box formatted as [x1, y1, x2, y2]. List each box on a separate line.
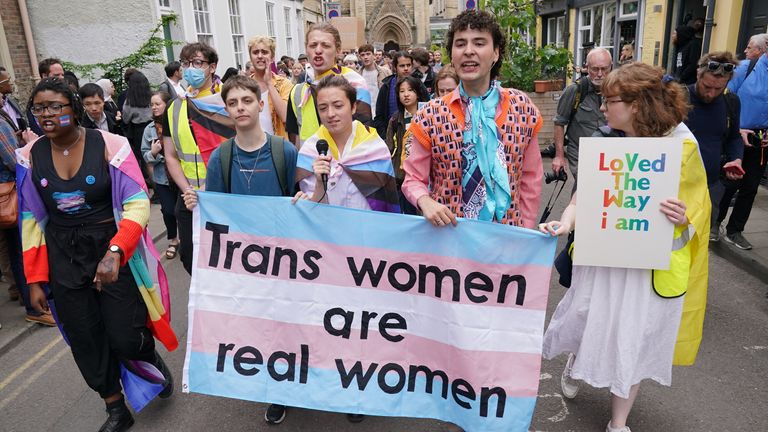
[183, 193, 556, 431]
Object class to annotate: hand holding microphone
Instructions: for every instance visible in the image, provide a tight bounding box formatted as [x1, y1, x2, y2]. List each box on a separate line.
[314, 139, 330, 193]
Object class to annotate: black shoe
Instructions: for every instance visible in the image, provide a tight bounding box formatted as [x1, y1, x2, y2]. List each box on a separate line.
[265, 404, 287, 425]
[346, 414, 365, 423]
[98, 402, 134, 432]
[154, 353, 174, 398]
[724, 232, 753, 250]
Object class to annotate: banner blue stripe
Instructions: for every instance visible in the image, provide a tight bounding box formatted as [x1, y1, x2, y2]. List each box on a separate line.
[188, 351, 534, 432]
[197, 193, 556, 266]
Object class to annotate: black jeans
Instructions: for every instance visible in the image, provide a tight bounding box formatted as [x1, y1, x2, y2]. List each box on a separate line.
[175, 197, 194, 275]
[717, 145, 767, 234]
[46, 222, 156, 398]
[155, 183, 178, 240]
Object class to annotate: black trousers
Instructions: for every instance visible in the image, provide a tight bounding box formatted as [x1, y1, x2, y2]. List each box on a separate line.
[717, 145, 767, 234]
[155, 183, 179, 240]
[175, 197, 194, 275]
[47, 222, 156, 398]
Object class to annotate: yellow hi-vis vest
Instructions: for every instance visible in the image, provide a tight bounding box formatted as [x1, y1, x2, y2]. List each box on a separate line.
[168, 98, 207, 189]
[290, 82, 321, 145]
[652, 137, 710, 299]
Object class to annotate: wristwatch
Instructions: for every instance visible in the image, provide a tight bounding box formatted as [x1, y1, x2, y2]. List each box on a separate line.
[109, 244, 124, 258]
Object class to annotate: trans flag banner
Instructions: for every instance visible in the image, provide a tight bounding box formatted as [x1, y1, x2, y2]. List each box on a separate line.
[182, 192, 557, 432]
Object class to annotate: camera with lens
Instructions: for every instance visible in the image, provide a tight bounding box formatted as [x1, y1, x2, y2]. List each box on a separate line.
[544, 169, 568, 184]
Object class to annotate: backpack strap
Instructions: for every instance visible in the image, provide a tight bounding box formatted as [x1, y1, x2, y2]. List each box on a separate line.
[745, 57, 758, 81]
[269, 134, 289, 196]
[219, 138, 234, 194]
[565, 78, 589, 141]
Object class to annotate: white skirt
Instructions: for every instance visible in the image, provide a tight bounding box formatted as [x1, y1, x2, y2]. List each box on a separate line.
[542, 265, 684, 398]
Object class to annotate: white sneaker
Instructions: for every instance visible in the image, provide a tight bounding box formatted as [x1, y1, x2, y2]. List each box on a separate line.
[560, 353, 580, 399]
[606, 420, 631, 432]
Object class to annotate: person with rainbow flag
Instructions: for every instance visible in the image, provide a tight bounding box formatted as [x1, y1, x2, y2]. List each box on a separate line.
[162, 42, 235, 275]
[19, 78, 177, 432]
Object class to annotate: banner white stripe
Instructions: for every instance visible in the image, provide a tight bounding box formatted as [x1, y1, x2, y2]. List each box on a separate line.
[191, 268, 545, 354]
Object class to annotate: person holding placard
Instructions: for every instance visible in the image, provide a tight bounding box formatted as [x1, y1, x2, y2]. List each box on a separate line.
[539, 63, 710, 432]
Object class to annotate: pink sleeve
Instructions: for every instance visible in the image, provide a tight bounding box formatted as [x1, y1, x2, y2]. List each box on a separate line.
[519, 135, 543, 228]
[401, 134, 432, 209]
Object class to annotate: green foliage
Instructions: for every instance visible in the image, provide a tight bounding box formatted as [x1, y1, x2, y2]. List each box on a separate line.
[486, 0, 539, 91]
[484, 0, 572, 91]
[538, 44, 572, 80]
[63, 15, 178, 94]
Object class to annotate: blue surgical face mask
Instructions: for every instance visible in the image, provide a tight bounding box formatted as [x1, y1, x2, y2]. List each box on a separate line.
[183, 67, 206, 89]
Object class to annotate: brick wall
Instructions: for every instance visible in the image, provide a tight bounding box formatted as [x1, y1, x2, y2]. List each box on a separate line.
[526, 90, 563, 148]
[1, 0, 35, 108]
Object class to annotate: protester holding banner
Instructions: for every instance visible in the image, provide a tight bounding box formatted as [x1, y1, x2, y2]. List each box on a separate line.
[539, 63, 710, 432]
[162, 42, 235, 274]
[181, 75, 298, 425]
[20, 78, 177, 432]
[402, 9, 544, 229]
[294, 76, 399, 424]
[286, 23, 372, 149]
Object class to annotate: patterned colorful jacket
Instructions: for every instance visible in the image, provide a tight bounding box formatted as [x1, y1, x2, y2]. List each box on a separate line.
[16, 130, 178, 351]
[402, 87, 544, 228]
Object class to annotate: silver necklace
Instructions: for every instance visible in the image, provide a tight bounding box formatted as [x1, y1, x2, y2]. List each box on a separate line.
[233, 138, 267, 191]
[52, 127, 82, 156]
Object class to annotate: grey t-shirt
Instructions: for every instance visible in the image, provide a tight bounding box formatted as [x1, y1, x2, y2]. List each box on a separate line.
[553, 79, 606, 147]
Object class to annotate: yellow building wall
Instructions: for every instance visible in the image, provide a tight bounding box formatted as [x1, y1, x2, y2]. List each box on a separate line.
[710, 0, 744, 52]
[568, 8, 576, 53]
[536, 16, 543, 47]
[640, 0, 668, 66]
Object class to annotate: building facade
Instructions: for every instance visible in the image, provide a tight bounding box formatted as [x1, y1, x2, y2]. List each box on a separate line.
[159, 0, 305, 70]
[334, 0, 431, 49]
[4, 0, 304, 94]
[0, 0, 37, 100]
[536, 0, 768, 76]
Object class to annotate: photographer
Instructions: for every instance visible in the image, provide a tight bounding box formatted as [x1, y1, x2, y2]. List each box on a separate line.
[552, 48, 612, 190]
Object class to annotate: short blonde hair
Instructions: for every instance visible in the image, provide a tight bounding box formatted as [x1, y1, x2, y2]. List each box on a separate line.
[305, 22, 342, 50]
[247, 36, 276, 57]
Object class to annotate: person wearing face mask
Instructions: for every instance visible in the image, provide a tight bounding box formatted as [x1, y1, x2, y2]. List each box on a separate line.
[161, 42, 235, 275]
[286, 22, 372, 149]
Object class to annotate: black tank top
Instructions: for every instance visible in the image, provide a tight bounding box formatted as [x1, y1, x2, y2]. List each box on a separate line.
[32, 129, 114, 227]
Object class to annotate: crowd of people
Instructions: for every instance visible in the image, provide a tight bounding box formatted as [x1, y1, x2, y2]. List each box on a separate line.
[0, 7, 766, 432]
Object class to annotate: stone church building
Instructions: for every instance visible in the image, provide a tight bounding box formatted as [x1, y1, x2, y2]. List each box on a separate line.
[339, 0, 432, 50]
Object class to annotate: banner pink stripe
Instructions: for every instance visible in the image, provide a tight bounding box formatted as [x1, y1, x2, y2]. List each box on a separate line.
[191, 310, 541, 397]
[196, 231, 549, 311]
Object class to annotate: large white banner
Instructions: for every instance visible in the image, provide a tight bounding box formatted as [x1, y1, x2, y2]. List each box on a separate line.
[183, 193, 557, 431]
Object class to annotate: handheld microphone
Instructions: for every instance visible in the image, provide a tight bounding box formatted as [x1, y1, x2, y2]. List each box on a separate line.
[316, 139, 329, 191]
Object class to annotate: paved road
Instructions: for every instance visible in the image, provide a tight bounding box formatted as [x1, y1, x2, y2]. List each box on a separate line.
[1, 241, 766, 431]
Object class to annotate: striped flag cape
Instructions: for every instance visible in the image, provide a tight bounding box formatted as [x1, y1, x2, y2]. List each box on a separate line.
[184, 92, 235, 166]
[296, 121, 400, 213]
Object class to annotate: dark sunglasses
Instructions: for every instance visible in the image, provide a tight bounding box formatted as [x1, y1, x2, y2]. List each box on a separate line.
[698, 61, 736, 74]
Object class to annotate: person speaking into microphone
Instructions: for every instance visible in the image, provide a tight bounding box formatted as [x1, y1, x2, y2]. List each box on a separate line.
[294, 75, 400, 214]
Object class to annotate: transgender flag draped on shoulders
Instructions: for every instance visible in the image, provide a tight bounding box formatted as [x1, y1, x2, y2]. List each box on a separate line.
[296, 120, 400, 213]
[16, 130, 178, 410]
